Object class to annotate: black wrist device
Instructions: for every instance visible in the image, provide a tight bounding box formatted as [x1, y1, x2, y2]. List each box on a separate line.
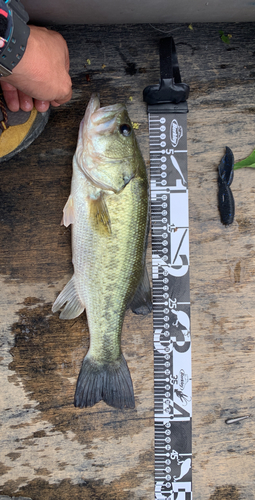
[0, 0, 30, 77]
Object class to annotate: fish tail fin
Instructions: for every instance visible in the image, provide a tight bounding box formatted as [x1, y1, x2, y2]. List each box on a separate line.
[74, 354, 135, 409]
[52, 276, 84, 319]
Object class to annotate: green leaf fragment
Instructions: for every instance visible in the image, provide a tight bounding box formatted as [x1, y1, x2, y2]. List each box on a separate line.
[221, 35, 230, 44]
[234, 149, 255, 170]
[219, 30, 231, 44]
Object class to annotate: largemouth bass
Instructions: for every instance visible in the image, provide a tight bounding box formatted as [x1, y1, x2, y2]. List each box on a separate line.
[52, 94, 151, 409]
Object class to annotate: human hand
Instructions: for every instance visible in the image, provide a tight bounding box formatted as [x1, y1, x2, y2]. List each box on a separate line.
[0, 25, 72, 112]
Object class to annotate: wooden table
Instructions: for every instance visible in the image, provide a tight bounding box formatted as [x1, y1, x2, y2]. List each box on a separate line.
[1, 22, 255, 500]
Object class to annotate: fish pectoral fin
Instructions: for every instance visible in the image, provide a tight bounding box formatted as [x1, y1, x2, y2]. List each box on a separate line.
[61, 195, 75, 227]
[52, 276, 84, 319]
[129, 266, 152, 315]
[89, 195, 111, 234]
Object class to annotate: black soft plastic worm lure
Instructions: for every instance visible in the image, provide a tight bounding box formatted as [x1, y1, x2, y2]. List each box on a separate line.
[218, 146, 235, 225]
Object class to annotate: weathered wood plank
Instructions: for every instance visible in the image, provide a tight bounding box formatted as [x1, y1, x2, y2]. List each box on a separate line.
[1, 22, 255, 500]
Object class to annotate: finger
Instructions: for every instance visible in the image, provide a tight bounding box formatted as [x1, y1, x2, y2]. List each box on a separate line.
[53, 86, 73, 106]
[50, 101, 61, 108]
[1, 82, 20, 112]
[33, 99, 50, 112]
[0, 81, 16, 92]
[17, 90, 34, 112]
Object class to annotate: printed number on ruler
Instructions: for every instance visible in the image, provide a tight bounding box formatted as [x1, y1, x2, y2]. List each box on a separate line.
[149, 112, 192, 500]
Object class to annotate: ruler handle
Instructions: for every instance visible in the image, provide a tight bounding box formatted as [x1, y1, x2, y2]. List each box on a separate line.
[143, 37, 189, 106]
[159, 37, 181, 82]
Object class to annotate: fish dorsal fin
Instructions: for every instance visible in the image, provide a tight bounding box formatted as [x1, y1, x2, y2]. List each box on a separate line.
[89, 194, 111, 235]
[61, 195, 75, 227]
[129, 266, 152, 315]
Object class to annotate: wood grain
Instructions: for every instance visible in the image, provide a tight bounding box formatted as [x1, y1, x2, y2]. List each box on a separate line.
[1, 22, 255, 500]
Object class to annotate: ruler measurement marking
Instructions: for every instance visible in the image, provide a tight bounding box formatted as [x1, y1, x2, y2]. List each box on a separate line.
[149, 108, 192, 500]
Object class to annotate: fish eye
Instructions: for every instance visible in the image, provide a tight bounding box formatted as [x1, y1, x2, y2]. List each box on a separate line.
[119, 124, 132, 137]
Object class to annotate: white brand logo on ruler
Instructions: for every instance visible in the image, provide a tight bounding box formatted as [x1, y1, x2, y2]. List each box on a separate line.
[170, 119, 183, 147]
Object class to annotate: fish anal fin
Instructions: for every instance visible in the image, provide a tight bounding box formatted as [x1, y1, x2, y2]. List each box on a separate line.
[61, 195, 75, 227]
[74, 354, 135, 409]
[52, 276, 84, 319]
[129, 266, 152, 315]
[89, 195, 111, 235]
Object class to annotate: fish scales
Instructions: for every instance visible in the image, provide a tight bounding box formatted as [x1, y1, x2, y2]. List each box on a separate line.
[74, 178, 148, 362]
[52, 94, 152, 409]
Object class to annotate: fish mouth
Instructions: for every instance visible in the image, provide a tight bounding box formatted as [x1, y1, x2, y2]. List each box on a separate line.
[91, 104, 126, 134]
[92, 102, 125, 121]
[85, 94, 126, 135]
